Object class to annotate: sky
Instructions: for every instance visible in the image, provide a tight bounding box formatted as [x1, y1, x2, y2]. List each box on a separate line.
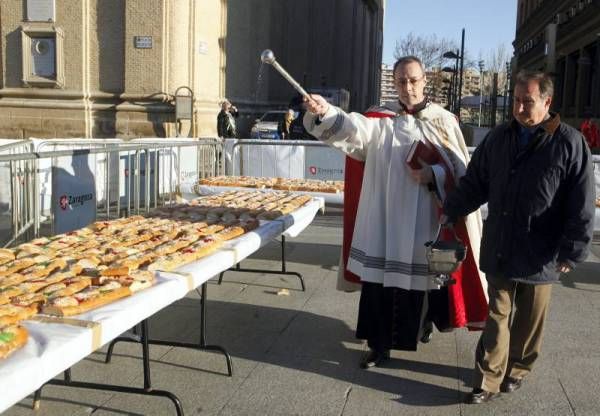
[383, 0, 518, 68]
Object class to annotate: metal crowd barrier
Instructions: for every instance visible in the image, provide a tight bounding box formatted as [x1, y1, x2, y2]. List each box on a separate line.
[35, 137, 223, 181]
[0, 138, 223, 247]
[2, 137, 598, 248]
[0, 140, 36, 247]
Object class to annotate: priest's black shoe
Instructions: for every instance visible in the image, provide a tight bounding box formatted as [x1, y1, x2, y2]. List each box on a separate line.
[465, 388, 499, 404]
[359, 349, 390, 369]
[500, 376, 522, 393]
[420, 321, 434, 343]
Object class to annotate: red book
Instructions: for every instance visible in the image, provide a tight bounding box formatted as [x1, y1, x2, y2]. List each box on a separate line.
[405, 139, 440, 169]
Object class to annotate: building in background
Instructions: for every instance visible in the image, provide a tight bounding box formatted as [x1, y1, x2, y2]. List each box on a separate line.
[380, 64, 398, 104]
[378, 65, 479, 109]
[226, 0, 385, 136]
[424, 68, 481, 111]
[462, 69, 482, 96]
[514, 0, 600, 125]
[0, 0, 225, 139]
[0, 0, 384, 139]
[425, 68, 447, 107]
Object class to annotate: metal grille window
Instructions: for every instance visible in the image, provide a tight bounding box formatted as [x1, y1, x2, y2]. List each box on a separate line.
[20, 25, 64, 87]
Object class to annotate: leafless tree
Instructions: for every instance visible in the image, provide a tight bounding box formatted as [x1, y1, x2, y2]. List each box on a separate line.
[481, 43, 512, 94]
[486, 43, 510, 73]
[393, 33, 460, 105]
[393, 32, 457, 70]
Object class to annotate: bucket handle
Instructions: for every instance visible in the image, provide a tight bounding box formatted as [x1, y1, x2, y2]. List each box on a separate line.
[428, 222, 463, 247]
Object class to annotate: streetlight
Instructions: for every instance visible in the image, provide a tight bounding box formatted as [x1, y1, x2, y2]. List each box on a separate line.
[443, 52, 459, 113]
[502, 61, 511, 122]
[478, 60, 485, 127]
[442, 28, 465, 119]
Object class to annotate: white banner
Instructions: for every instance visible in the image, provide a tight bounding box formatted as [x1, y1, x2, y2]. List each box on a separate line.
[52, 154, 96, 233]
[304, 146, 344, 180]
[0, 164, 10, 216]
[224, 139, 344, 180]
[240, 144, 305, 178]
[179, 146, 199, 185]
[223, 139, 237, 176]
[118, 151, 159, 207]
[32, 139, 108, 216]
[595, 161, 600, 199]
[0, 164, 11, 246]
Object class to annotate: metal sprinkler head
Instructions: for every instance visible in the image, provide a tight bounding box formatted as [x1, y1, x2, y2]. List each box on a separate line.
[260, 49, 276, 65]
[259, 49, 312, 103]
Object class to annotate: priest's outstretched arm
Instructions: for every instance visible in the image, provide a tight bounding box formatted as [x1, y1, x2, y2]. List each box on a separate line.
[303, 94, 385, 162]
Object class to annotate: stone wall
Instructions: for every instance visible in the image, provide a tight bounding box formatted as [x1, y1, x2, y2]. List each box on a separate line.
[224, 0, 385, 137]
[0, 0, 226, 139]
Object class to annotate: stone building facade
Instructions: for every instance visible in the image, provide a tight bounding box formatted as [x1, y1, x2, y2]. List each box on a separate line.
[0, 0, 384, 139]
[0, 0, 226, 139]
[514, 0, 600, 124]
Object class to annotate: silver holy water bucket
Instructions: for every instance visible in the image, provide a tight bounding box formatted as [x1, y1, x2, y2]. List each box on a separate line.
[425, 224, 467, 284]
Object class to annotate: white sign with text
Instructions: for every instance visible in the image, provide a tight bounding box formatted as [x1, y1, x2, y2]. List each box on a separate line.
[304, 145, 344, 180]
[224, 139, 344, 180]
[52, 154, 96, 234]
[27, 0, 55, 21]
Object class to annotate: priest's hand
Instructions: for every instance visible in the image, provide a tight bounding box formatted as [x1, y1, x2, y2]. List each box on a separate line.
[407, 162, 433, 185]
[305, 94, 330, 117]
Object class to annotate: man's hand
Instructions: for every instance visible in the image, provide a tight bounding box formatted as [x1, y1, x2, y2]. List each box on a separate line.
[556, 262, 572, 273]
[407, 162, 433, 185]
[305, 94, 330, 118]
[439, 214, 451, 225]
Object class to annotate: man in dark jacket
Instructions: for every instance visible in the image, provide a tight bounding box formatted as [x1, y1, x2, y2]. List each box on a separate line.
[443, 70, 595, 404]
[217, 100, 238, 138]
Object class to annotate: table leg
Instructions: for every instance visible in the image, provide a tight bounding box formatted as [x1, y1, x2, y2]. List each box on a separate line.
[33, 322, 184, 415]
[105, 284, 233, 377]
[218, 235, 305, 291]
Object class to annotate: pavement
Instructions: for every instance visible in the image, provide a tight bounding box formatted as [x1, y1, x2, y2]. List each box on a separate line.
[4, 207, 600, 416]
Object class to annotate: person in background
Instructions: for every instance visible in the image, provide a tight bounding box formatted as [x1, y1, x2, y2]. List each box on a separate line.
[443, 70, 595, 404]
[217, 99, 239, 138]
[580, 110, 599, 151]
[278, 109, 296, 140]
[303, 56, 488, 369]
[289, 98, 317, 140]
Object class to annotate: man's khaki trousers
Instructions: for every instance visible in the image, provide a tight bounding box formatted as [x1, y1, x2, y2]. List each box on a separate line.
[473, 275, 553, 393]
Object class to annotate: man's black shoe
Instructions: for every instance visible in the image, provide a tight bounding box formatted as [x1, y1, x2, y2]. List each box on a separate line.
[465, 388, 499, 404]
[359, 349, 390, 369]
[500, 376, 522, 393]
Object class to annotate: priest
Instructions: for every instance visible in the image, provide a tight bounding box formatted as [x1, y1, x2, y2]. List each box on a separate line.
[303, 56, 488, 368]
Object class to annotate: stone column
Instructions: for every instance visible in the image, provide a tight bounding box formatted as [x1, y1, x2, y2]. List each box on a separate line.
[594, 41, 600, 116]
[562, 52, 577, 116]
[575, 48, 591, 118]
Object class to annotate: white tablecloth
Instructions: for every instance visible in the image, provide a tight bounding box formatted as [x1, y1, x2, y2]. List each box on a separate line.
[0, 198, 322, 413]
